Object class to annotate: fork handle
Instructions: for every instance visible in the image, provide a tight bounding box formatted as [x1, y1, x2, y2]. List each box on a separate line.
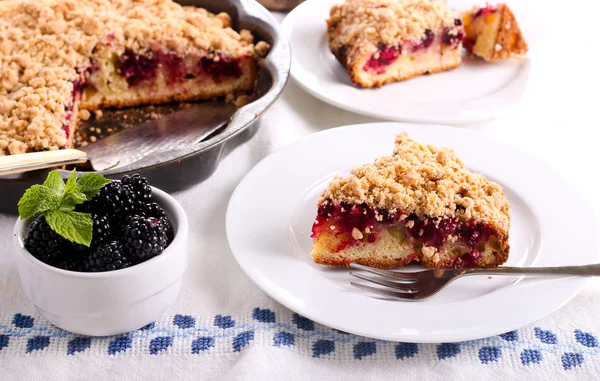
[464, 264, 600, 276]
[0, 149, 88, 176]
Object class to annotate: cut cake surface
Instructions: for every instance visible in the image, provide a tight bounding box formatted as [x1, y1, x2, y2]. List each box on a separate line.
[462, 3, 528, 62]
[0, 0, 269, 155]
[310, 132, 511, 269]
[326, 0, 465, 88]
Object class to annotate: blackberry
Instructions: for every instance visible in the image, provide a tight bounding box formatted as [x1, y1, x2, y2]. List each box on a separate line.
[142, 202, 172, 233]
[55, 254, 86, 272]
[78, 181, 121, 214]
[121, 174, 151, 204]
[116, 184, 137, 216]
[23, 215, 65, 265]
[91, 213, 111, 248]
[123, 216, 168, 261]
[85, 242, 131, 272]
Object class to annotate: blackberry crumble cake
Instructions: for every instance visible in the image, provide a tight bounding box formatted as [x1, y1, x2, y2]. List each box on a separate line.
[462, 3, 528, 62]
[326, 0, 464, 88]
[0, 0, 269, 155]
[310, 132, 510, 269]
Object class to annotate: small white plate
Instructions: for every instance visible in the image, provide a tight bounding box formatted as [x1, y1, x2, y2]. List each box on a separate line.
[281, 0, 536, 123]
[226, 123, 599, 343]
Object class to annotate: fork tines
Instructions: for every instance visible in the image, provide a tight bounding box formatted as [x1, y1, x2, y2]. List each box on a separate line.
[349, 263, 421, 300]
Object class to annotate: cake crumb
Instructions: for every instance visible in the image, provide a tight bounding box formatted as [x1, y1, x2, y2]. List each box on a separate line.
[406, 220, 415, 228]
[254, 41, 271, 58]
[351, 228, 364, 240]
[495, 43, 502, 51]
[94, 110, 103, 119]
[488, 276, 492, 279]
[79, 109, 91, 121]
[234, 94, 250, 107]
[432, 253, 440, 263]
[422, 246, 435, 258]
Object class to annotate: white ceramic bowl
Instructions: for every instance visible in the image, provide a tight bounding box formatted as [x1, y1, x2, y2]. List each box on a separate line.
[12, 186, 188, 336]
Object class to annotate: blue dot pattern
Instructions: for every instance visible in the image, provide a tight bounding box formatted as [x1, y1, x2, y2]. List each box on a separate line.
[437, 343, 460, 360]
[479, 346, 501, 364]
[192, 337, 215, 353]
[575, 330, 598, 348]
[353, 342, 377, 360]
[561, 352, 584, 370]
[534, 328, 558, 344]
[499, 331, 518, 341]
[292, 313, 314, 331]
[252, 308, 275, 323]
[0, 335, 9, 352]
[149, 336, 173, 355]
[273, 332, 295, 347]
[335, 329, 350, 335]
[214, 315, 235, 329]
[12, 313, 34, 328]
[312, 340, 335, 358]
[26, 336, 50, 353]
[139, 322, 155, 331]
[233, 331, 254, 352]
[67, 337, 91, 355]
[108, 336, 132, 355]
[395, 343, 418, 360]
[520, 349, 542, 365]
[1, 309, 600, 372]
[173, 314, 195, 329]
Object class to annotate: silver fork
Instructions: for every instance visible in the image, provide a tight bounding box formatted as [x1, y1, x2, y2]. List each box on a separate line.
[349, 263, 600, 301]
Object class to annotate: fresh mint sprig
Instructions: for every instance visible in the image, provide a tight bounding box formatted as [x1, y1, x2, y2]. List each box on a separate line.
[18, 169, 110, 247]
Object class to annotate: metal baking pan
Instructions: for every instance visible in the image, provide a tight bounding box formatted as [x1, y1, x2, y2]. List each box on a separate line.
[0, 0, 290, 214]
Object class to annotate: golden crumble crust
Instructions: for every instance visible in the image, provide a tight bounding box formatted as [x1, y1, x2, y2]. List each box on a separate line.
[327, 0, 462, 65]
[0, 0, 262, 155]
[319, 132, 510, 231]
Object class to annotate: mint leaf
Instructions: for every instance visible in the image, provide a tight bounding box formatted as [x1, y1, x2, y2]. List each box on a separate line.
[42, 170, 64, 193]
[18, 185, 62, 219]
[61, 191, 87, 209]
[77, 172, 110, 201]
[63, 169, 78, 195]
[45, 209, 93, 247]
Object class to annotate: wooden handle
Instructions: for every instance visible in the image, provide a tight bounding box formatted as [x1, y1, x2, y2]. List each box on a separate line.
[0, 149, 88, 176]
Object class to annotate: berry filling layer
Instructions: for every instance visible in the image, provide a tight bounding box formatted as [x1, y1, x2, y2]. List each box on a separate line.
[117, 49, 244, 86]
[362, 23, 464, 75]
[311, 202, 499, 268]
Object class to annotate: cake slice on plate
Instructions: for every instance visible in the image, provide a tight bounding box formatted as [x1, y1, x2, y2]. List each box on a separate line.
[326, 0, 465, 88]
[310, 132, 510, 269]
[462, 3, 528, 61]
[0, 0, 268, 155]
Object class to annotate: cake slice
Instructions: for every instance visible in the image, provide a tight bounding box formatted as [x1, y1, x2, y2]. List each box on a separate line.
[326, 0, 465, 88]
[0, 0, 268, 156]
[462, 3, 528, 61]
[310, 132, 510, 269]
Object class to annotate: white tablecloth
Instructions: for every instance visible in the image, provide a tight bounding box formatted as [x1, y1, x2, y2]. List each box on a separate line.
[1, 3, 600, 380]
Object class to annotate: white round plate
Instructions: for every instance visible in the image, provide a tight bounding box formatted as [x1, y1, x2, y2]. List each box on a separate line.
[281, 0, 537, 123]
[226, 123, 599, 343]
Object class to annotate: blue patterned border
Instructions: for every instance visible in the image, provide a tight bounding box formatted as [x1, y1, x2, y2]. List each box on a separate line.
[1, 308, 599, 371]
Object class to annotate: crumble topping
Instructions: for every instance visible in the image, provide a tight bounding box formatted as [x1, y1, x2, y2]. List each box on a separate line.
[0, 0, 262, 155]
[327, 0, 461, 48]
[319, 132, 510, 229]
